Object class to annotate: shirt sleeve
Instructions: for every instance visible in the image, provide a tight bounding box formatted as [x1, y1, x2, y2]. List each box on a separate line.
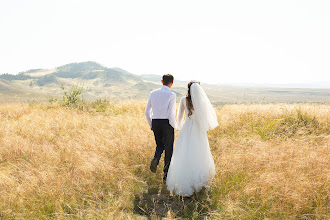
[176, 97, 185, 130]
[145, 94, 152, 128]
[168, 93, 177, 129]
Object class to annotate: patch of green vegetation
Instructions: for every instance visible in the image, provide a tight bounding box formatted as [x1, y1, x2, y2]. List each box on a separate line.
[60, 83, 84, 107]
[91, 99, 109, 112]
[36, 74, 60, 86]
[281, 106, 319, 136]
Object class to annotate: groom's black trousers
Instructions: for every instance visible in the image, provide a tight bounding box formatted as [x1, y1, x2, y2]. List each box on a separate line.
[152, 119, 174, 174]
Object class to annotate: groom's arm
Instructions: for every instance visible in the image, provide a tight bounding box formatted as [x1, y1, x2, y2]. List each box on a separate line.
[145, 94, 152, 129]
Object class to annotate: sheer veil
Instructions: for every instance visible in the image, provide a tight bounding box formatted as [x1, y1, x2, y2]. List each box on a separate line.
[190, 83, 219, 132]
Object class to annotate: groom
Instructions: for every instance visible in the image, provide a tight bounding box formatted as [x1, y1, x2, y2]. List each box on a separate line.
[145, 74, 176, 182]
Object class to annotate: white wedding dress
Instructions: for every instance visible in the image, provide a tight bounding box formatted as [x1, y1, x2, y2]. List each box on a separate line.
[166, 83, 218, 196]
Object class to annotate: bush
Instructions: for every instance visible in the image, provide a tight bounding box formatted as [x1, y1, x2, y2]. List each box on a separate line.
[91, 99, 109, 112]
[60, 83, 84, 107]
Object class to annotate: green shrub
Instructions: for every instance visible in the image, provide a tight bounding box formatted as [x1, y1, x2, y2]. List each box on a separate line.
[91, 99, 109, 112]
[60, 83, 84, 107]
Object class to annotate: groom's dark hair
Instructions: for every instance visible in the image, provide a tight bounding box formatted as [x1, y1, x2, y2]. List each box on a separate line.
[162, 74, 174, 86]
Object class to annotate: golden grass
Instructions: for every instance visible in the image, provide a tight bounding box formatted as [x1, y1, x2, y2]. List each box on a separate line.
[0, 102, 329, 219]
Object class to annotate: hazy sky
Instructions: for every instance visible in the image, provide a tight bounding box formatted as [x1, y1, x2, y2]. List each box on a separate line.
[1, 0, 330, 84]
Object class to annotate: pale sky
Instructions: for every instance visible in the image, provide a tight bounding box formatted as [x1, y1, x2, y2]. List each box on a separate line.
[1, 0, 330, 84]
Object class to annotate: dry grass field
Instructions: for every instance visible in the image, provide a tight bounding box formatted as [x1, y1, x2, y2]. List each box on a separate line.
[0, 101, 329, 219]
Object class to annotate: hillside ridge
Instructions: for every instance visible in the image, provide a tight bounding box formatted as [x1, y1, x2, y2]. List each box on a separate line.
[0, 61, 329, 103]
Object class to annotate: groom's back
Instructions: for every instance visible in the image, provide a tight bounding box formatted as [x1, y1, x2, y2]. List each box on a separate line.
[149, 86, 175, 119]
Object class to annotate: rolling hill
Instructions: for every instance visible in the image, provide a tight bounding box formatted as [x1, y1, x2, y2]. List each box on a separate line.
[0, 61, 329, 103]
[0, 61, 158, 101]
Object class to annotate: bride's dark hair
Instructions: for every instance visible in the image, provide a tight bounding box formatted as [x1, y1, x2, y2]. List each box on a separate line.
[186, 80, 200, 117]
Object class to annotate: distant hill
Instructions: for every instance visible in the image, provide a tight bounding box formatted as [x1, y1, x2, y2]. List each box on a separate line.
[140, 74, 162, 82]
[131, 82, 159, 91]
[0, 79, 22, 93]
[0, 61, 156, 101]
[56, 61, 107, 72]
[0, 78, 41, 101]
[140, 74, 189, 85]
[0, 73, 34, 81]
[35, 74, 60, 86]
[21, 61, 143, 84]
[0, 61, 329, 103]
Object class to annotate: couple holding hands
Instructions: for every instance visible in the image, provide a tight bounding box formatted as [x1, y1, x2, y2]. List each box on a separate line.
[145, 74, 218, 196]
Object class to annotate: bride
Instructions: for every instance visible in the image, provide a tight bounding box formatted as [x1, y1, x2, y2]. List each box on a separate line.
[166, 81, 219, 196]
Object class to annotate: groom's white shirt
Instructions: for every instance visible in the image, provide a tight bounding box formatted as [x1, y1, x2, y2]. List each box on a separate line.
[145, 85, 177, 129]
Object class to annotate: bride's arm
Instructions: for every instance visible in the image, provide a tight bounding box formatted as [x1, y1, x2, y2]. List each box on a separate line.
[176, 97, 185, 130]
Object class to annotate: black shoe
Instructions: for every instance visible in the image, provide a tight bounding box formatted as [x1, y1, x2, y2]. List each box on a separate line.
[163, 173, 167, 182]
[150, 158, 158, 173]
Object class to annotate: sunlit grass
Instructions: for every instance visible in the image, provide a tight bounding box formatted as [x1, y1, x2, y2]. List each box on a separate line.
[0, 102, 329, 219]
